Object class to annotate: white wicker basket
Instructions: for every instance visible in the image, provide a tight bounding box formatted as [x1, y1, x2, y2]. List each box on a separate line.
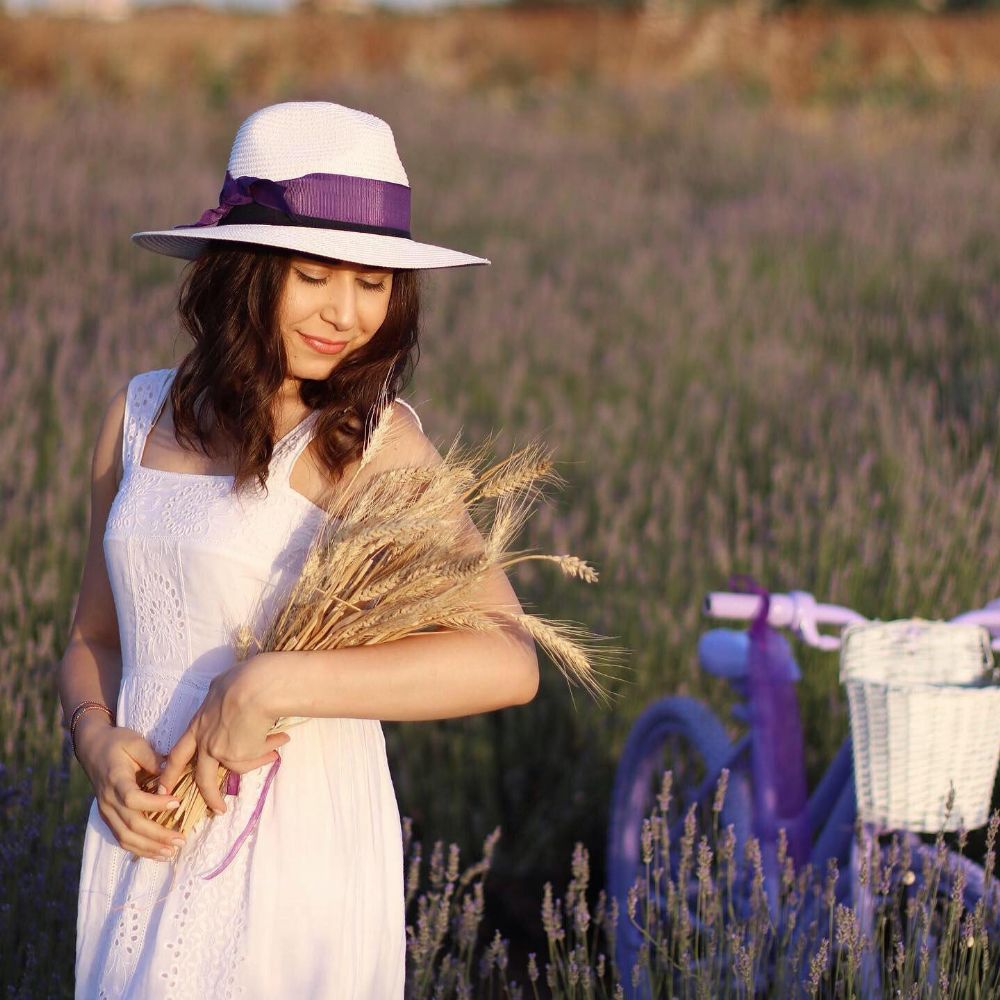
[840, 619, 1000, 832]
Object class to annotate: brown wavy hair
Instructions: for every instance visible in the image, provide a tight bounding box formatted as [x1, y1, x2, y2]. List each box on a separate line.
[166, 241, 422, 499]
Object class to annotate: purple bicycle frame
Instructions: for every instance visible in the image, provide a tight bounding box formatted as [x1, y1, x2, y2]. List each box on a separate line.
[747, 589, 811, 910]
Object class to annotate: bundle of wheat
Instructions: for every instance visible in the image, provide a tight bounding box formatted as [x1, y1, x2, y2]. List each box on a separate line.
[138, 419, 625, 857]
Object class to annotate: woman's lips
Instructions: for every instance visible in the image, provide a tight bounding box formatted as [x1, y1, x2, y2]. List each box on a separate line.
[299, 332, 347, 355]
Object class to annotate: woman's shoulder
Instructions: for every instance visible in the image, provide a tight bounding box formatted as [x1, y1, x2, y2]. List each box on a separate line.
[363, 395, 440, 472]
[391, 396, 423, 434]
[100, 367, 172, 440]
[103, 367, 172, 422]
[126, 365, 176, 396]
[95, 368, 172, 489]
[121, 366, 176, 421]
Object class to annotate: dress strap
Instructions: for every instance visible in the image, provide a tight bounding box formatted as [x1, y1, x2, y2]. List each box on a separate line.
[269, 410, 323, 488]
[122, 367, 175, 476]
[393, 397, 423, 434]
[268, 396, 422, 489]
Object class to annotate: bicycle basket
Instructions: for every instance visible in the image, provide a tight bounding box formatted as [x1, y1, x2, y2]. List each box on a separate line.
[840, 619, 1000, 832]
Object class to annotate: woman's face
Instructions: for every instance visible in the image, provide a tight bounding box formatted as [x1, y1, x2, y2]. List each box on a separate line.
[278, 254, 394, 382]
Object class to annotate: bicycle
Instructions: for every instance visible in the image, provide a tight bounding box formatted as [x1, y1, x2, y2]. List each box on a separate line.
[606, 584, 1000, 998]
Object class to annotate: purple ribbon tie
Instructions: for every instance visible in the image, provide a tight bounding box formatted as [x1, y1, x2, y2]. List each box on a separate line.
[178, 169, 412, 239]
[224, 769, 241, 796]
[198, 752, 281, 881]
[193, 174, 295, 227]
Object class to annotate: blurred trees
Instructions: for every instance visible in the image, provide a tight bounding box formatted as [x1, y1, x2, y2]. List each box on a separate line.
[508, 0, 1000, 12]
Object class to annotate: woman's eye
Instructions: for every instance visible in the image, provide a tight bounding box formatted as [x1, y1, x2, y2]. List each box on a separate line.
[295, 269, 386, 292]
[295, 270, 326, 285]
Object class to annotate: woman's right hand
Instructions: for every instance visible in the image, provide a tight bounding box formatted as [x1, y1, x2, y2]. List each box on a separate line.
[74, 714, 187, 862]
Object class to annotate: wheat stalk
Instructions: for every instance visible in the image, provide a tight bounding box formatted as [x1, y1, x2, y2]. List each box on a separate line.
[139, 434, 628, 835]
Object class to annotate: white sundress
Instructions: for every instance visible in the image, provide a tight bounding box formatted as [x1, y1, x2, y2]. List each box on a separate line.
[75, 366, 412, 999]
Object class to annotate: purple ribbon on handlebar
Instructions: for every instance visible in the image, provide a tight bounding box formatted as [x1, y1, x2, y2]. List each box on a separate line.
[728, 573, 771, 638]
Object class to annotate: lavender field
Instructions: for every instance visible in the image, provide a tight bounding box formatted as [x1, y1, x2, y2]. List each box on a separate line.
[2, 79, 1000, 993]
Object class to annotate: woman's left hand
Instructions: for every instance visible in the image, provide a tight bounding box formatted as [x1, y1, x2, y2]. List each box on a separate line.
[159, 654, 290, 814]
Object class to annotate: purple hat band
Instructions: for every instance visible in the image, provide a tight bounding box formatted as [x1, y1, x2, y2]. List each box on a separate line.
[177, 170, 412, 240]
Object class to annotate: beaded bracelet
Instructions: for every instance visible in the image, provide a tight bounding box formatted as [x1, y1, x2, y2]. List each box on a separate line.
[69, 701, 115, 760]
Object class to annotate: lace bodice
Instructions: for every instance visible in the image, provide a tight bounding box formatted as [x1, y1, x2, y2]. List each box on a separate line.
[104, 367, 334, 750]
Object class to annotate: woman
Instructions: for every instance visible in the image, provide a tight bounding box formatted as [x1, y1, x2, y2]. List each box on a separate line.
[57, 101, 540, 999]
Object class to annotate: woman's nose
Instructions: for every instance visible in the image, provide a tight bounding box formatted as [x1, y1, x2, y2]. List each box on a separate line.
[320, 277, 356, 331]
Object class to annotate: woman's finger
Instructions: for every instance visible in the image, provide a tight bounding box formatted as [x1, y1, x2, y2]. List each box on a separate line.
[224, 749, 281, 775]
[120, 733, 165, 777]
[120, 806, 187, 851]
[195, 748, 228, 815]
[222, 731, 288, 773]
[100, 804, 179, 861]
[112, 773, 180, 828]
[160, 727, 198, 798]
[120, 782, 181, 815]
[263, 731, 291, 751]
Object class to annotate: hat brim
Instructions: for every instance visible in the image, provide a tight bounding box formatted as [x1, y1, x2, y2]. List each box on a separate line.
[131, 224, 490, 270]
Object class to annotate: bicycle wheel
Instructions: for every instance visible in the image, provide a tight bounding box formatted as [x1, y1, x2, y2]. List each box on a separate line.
[607, 696, 752, 999]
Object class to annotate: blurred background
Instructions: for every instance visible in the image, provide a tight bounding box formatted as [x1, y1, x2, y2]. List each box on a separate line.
[2, 0, 1000, 993]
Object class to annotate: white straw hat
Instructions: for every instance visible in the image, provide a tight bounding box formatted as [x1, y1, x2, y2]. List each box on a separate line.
[131, 101, 491, 271]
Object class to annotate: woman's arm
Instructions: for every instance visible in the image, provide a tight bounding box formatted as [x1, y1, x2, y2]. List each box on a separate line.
[240, 576, 540, 723]
[57, 382, 200, 861]
[57, 382, 128, 746]
[253, 400, 541, 719]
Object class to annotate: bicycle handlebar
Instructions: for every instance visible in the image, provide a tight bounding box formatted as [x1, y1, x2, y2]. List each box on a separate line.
[703, 590, 1000, 652]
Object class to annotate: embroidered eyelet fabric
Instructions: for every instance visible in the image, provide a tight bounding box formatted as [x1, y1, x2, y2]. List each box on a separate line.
[75, 367, 414, 999]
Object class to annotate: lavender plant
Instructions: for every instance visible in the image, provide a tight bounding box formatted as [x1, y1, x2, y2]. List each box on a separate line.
[398, 770, 1000, 998]
[4, 75, 1000, 993]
